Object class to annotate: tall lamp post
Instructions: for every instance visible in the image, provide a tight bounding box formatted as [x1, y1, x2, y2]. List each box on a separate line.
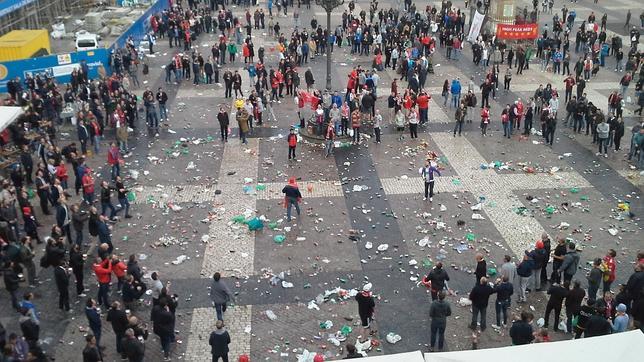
[315, 0, 344, 90]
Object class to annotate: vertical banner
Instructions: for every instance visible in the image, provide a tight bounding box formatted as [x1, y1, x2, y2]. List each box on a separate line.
[467, 11, 485, 42]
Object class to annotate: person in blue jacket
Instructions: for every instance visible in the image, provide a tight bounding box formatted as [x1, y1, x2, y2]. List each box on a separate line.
[450, 78, 462, 108]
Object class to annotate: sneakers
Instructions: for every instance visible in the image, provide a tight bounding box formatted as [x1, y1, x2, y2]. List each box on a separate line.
[595, 152, 600, 156]
[429, 197, 433, 202]
[79, 293, 87, 297]
[423, 197, 427, 201]
[491, 324, 501, 329]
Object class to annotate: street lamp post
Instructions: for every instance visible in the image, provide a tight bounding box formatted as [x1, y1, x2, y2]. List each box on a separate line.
[315, 0, 345, 90]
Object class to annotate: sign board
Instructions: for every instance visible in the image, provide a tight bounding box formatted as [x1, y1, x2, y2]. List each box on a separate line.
[0, 49, 110, 93]
[57, 53, 72, 65]
[496, 23, 539, 40]
[467, 11, 486, 42]
[0, 0, 36, 18]
[503, 4, 514, 17]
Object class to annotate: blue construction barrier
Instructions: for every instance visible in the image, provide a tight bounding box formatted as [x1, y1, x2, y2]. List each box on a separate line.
[110, 0, 170, 50]
[0, 49, 111, 93]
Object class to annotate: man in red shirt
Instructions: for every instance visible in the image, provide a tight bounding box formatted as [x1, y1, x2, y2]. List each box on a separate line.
[93, 257, 112, 307]
[417, 91, 430, 125]
[82, 168, 96, 204]
[563, 75, 575, 103]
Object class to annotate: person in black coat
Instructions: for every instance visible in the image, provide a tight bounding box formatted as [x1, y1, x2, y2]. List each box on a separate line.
[469, 276, 495, 331]
[151, 301, 174, 359]
[474, 253, 487, 286]
[18, 307, 39, 346]
[122, 328, 145, 362]
[209, 320, 231, 362]
[54, 262, 70, 311]
[107, 301, 129, 359]
[3, 261, 21, 310]
[217, 107, 230, 142]
[509, 311, 535, 345]
[426, 262, 450, 301]
[544, 281, 569, 330]
[69, 244, 86, 296]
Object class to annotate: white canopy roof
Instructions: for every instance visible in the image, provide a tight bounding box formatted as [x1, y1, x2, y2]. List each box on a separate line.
[424, 330, 644, 362]
[0, 106, 24, 132]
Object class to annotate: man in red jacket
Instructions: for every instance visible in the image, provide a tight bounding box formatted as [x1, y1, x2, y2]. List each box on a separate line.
[93, 257, 112, 308]
[417, 91, 430, 124]
[107, 142, 121, 181]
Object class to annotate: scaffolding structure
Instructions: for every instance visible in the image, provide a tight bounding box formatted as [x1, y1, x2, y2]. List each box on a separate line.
[0, 0, 105, 35]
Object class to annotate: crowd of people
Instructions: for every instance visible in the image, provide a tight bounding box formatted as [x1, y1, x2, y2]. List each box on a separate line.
[1, 0, 643, 361]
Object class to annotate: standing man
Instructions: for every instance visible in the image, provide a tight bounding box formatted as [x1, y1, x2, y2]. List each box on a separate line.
[355, 283, 375, 332]
[209, 320, 231, 362]
[107, 301, 129, 360]
[469, 277, 495, 331]
[509, 312, 535, 345]
[544, 281, 569, 332]
[282, 177, 302, 222]
[287, 127, 298, 160]
[3, 261, 21, 310]
[529, 240, 547, 291]
[474, 253, 487, 286]
[85, 298, 103, 348]
[565, 280, 586, 333]
[122, 328, 145, 362]
[217, 107, 229, 142]
[587, 258, 603, 300]
[558, 242, 580, 283]
[500, 255, 517, 284]
[426, 262, 450, 301]
[492, 276, 514, 328]
[210, 272, 234, 322]
[516, 253, 534, 303]
[429, 290, 452, 352]
[82, 334, 102, 362]
[156, 87, 168, 122]
[324, 122, 335, 158]
[54, 260, 70, 311]
[419, 160, 441, 202]
[550, 237, 567, 284]
[93, 257, 112, 308]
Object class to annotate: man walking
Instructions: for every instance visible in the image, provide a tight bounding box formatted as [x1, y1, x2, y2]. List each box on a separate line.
[469, 277, 495, 331]
[210, 272, 234, 321]
[209, 320, 231, 362]
[429, 290, 452, 352]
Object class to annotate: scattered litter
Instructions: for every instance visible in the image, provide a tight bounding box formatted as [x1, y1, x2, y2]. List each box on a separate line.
[385, 332, 402, 344]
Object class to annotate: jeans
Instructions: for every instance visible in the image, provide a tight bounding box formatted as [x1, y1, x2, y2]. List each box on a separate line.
[160, 333, 172, 357]
[533, 268, 542, 290]
[424, 181, 435, 199]
[471, 305, 487, 330]
[454, 120, 463, 135]
[215, 303, 227, 321]
[159, 104, 168, 120]
[98, 282, 110, 307]
[374, 127, 381, 142]
[147, 110, 159, 128]
[101, 202, 116, 219]
[588, 283, 600, 301]
[503, 122, 512, 137]
[352, 127, 360, 143]
[325, 140, 334, 157]
[239, 130, 247, 144]
[598, 138, 608, 154]
[518, 276, 530, 302]
[75, 228, 84, 246]
[111, 163, 120, 180]
[118, 197, 130, 217]
[430, 322, 446, 349]
[495, 299, 510, 325]
[286, 197, 300, 221]
[93, 135, 101, 153]
[451, 93, 460, 108]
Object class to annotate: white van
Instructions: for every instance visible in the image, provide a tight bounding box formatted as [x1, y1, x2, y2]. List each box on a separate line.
[75, 32, 99, 51]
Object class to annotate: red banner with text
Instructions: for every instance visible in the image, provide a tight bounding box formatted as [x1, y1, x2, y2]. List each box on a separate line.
[496, 23, 539, 40]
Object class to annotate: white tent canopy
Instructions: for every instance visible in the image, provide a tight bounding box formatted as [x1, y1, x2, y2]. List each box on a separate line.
[424, 330, 644, 362]
[0, 106, 24, 132]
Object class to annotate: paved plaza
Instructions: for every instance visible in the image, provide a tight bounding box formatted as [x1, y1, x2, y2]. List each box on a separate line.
[1, 0, 643, 361]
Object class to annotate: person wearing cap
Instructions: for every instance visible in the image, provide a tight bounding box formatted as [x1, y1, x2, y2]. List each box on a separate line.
[610, 303, 629, 333]
[355, 283, 375, 332]
[22, 207, 40, 244]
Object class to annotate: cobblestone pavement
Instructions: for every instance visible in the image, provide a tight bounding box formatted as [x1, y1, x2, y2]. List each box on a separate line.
[2, 1, 643, 361]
